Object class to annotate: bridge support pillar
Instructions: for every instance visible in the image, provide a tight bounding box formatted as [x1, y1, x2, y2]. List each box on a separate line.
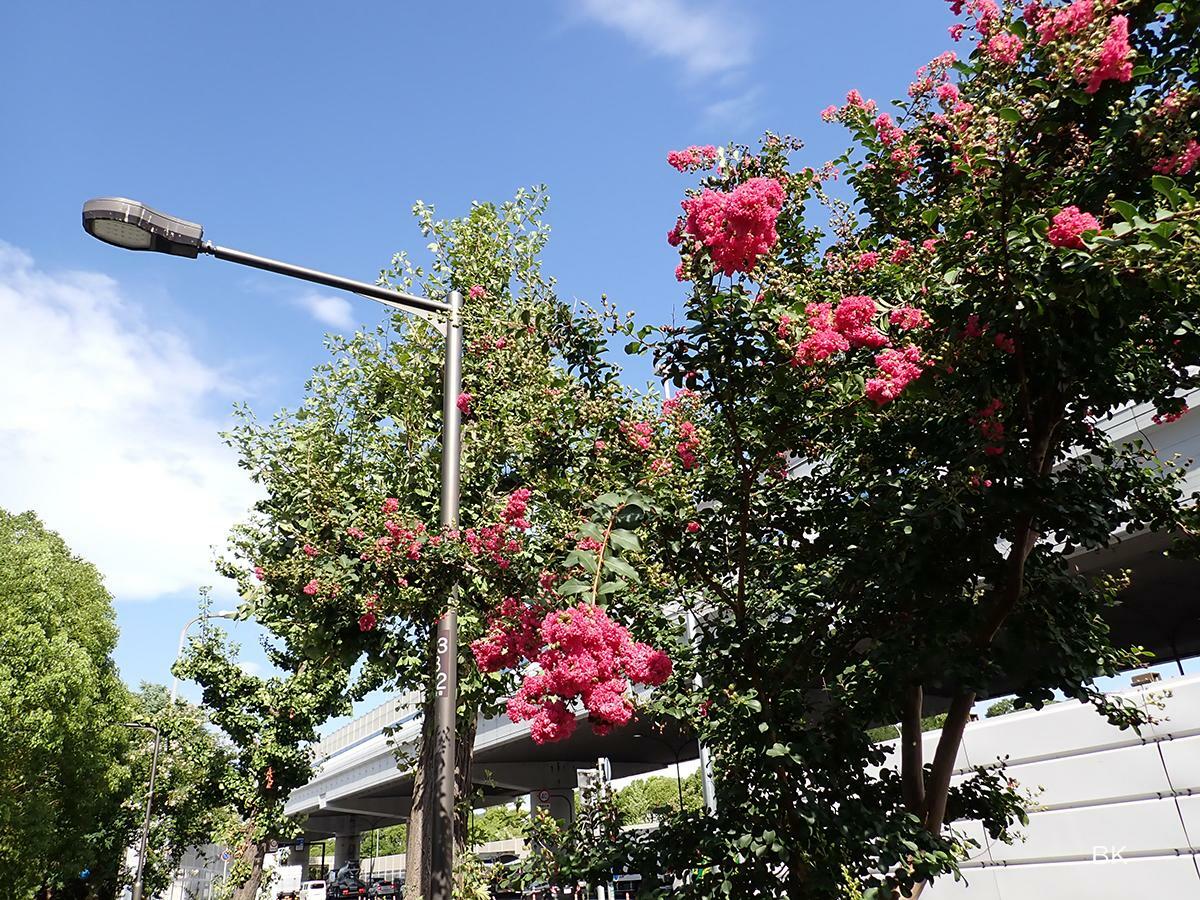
[289, 842, 310, 879]
[333, 816, 359, 870]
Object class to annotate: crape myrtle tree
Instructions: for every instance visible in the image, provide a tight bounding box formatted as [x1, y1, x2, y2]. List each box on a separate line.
[174, 620, 351, 900]
[561, 1, 1199, 897]
[215, 189, 678, 898]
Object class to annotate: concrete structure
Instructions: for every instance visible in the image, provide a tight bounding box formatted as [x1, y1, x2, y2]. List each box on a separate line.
[286, 691, 693, 858]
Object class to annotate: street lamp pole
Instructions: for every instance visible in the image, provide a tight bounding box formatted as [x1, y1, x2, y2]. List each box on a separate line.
[123, 722, 161, 900]
[83, 197, 465, 900]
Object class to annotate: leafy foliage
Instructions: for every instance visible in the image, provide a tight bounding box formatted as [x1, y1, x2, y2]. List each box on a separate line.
[571, 2, 1200, 896]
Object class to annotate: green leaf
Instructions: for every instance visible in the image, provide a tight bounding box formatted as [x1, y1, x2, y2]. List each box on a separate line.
[608, 529, 641, 552]
[1151, 175, 1176, 196]
[1110, 200, 1138, 222]
[556, 579, 591, 596]
[997, 108, 1021, 123]
[602, 555, 641, 583]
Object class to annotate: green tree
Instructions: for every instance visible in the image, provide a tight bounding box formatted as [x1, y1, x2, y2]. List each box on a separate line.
[0, 508, 131, 898]
[615, 772, 703, 824]
[125, 682, 232, 899]
[175, 621, 352, 900]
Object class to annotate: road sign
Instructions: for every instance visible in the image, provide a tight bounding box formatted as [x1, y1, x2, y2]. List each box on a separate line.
[220, 850, 231, 862]
[295, 837, 305, 850]
[268, 839, 278, 852]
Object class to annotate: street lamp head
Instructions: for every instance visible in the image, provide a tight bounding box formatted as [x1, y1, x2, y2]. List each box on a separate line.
[82, 197, 205, 258]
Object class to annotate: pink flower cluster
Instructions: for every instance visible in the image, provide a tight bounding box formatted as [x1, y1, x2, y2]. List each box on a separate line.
[986, 32, 1025, 66]
[889, 306, 928, 331]
[1048, 206, 1101, 248]
[971, 398, 1006, 455]
[844, 89, 877, 115]
[875, 114, 904, 147]
[1082, 15, 1133, 93]
[468, 284, 488, 300]
[676, 421, 700, 470]
[1153, 405, 1189, 425]
[949, 0, 1001, 37]
[1034, 0, 1098, 43]
[681, 177, 786, 276]
[856, 250, 880, 271]
[865, 346, 926, 405]
[791, 297, 888, 366]
[462, 490, 532, 569]
[890, 240, 914, 264]
[622, 420, 655, 451]
[472, 602, 673, 744]
[1154, 140, 1200, 176]
[667, 145, 719, 172]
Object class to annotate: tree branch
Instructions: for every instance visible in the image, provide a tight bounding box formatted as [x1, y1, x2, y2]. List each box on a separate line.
[900, 684, 925, 816]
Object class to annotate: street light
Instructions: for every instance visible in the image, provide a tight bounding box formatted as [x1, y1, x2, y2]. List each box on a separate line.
[123, 721, 161, 900]
[83, 197, 465, 900]
[171, 610, 237, 703]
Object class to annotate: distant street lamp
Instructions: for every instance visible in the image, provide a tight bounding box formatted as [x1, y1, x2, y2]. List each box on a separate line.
[171, 610, 237, 704]
[122, 721, 161, 900]
[84, 197, 465, 900]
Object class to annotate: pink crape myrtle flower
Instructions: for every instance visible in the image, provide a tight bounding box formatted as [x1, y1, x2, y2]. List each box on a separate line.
[1154, 140, 1200, 176]
[468, 284, 487, 300]
[303, 579, 320, 596]
[681, 177, 786, 276]
[834, 296, 889, 349]
[476, 602, 672, 744]
[1036, 0, 1096, 44]
[890, 241, 914, 264]
[889, 306, 928, 331]
[456, 392, 473, 415]
[865, 346, 926, 405]
[667, 145, 719, 172]
[986, 32, 1024, 66]
[1048, 206, 1101, 248]
[1082, 15, 1133, 94]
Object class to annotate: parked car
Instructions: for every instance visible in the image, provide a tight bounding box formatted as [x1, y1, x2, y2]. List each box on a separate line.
[300, 880, 327, 900]
[366, 876, 400, 898]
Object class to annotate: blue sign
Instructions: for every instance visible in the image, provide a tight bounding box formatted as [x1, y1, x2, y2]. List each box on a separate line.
[295, 837, 305, 850]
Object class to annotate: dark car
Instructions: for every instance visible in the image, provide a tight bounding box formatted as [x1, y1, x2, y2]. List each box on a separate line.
[325, 875, 367, 899]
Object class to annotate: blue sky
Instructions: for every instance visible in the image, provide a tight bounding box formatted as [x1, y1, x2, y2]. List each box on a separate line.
[0, 1, 1056, 713]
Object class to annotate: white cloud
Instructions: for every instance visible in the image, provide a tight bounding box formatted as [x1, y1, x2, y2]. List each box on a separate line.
[575, 0, 754, 79]
[236, 659, 264, 677]
[293, 291, 357, 331]
[0, 242, 259, 601]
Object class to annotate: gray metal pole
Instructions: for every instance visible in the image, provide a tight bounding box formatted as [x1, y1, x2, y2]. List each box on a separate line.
[127, 723, 161, 900]
[684, 612, 717, 813]
[430, 289, 464, 900]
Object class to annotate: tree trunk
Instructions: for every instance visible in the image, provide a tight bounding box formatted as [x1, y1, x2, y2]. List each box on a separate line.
[403, 689, 437, 900]
[455, 711, 479, 855]
[230, 839, 267, 900]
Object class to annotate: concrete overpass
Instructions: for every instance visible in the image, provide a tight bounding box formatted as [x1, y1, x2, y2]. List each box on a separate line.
[285, 397, 1200, 870]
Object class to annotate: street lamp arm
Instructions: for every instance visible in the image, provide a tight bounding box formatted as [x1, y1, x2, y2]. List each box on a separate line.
[202, 243, 452, 316]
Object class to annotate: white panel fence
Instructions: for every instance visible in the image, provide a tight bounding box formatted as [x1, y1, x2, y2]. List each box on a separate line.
[920, 674, 1200, 898]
